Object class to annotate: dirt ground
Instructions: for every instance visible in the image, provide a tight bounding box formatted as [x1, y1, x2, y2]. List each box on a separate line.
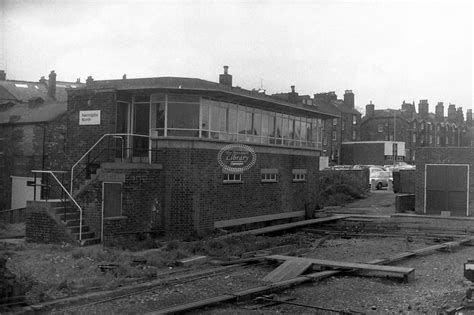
[3, 191, 474, 314]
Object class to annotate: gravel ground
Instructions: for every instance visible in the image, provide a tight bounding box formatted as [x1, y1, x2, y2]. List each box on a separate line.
[7, 191, 474, 314]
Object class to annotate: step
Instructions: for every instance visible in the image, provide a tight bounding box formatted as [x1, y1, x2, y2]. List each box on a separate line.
[67, 225, 90, 234]
[52, 206, 76, 214]
[59, 212, 80, 221]
[64, 219, 81, 227]
[80, 237, 101, 246]
[72, 231, 95, 240]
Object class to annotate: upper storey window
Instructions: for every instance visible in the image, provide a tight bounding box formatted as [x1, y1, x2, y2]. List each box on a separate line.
[136, 93, 323, 149]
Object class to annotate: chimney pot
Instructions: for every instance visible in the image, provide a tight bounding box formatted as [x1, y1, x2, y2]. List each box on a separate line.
[39, 76, 46, 84]
[219, 66, 232, 87]
[122, 74, 127, 79]
[291, 85, 295, 93]
[0, 70, 5, 81]
[223, 66, 228, 74]
[76, 78, 81, 83]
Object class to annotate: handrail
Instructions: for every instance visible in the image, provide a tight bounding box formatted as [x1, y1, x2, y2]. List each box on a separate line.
[32, 170, 84, 242]
[70, 133, 151, 194]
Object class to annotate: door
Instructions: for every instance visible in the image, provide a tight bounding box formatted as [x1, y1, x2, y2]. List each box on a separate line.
[425, 164, 468, 216]
[103, 183, 122, 218]
[116, 102, 130, 160]
[133, 103, 150, 160]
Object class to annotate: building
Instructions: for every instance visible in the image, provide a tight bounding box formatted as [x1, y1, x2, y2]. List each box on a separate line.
[312, 90, 362, 164]
[26, 66, 338, 244]
[0, 70, 83, 210]
[360, 100, 470, 162]
[340, 141, 405, 166]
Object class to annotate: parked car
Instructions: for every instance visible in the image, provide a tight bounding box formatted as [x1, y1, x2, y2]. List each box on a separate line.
[370, 170, 392, 190]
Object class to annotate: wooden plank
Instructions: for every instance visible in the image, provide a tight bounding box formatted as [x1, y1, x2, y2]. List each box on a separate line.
[262, 260, 313, 283]
[214, 211, 305, 228]
[150, 236, 474, 314]
[217, 215, 352, 239]
[266, 255, 415, 281]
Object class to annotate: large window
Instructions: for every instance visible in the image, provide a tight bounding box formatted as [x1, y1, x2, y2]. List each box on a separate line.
[144, 94, 322, 149]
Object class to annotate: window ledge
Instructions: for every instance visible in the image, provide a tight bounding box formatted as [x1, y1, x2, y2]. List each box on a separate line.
[223, 181, 243, 184]
[104, 216, 128, 221]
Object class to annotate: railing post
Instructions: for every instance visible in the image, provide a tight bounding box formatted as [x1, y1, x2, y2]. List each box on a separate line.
[33, 172, 37, 201]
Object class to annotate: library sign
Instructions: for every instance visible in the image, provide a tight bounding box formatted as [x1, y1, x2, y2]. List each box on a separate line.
[79, 110, 101, 125]
[217, 144, 257, 172]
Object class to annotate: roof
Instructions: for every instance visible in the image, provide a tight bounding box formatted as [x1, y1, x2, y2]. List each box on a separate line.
[0, 80, 80, 103]
[0, 101, 67, 124]
[81, 76, 339, 119]
[361, 108, 465, 127]
[0, 78, 84, 125]
[333, 101, 361, 115]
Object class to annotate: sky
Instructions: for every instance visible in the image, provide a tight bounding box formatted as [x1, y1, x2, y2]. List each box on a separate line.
[0, 0, 472, 114]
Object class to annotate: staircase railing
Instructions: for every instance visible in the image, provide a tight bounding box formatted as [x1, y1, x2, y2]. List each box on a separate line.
[32, 170, 85, 242]
[70, 133, 151, 195]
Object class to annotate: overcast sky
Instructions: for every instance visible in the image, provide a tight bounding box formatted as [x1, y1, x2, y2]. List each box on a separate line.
[1, 0, 472, 113]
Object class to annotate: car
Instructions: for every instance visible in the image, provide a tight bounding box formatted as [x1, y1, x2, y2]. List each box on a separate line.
[370, 170, 393, 190]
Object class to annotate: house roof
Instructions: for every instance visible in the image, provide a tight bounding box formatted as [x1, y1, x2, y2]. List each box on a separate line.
[0, 80, 80, 103]
[0, 101, 67, 124]
[0, 78, 83, 124]
[82, 76, 339, 119]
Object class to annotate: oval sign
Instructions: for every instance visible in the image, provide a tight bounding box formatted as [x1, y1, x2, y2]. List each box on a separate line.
[217, 144, 257, 172]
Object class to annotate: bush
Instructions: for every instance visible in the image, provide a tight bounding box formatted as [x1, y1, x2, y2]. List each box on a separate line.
[318, 171, 366, 207]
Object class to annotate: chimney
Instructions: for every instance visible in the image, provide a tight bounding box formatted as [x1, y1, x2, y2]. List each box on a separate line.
[76, 78, 81, 83]
[448, 104, 457, 122]
[457, 107, 464, 123]
[418, 99, 429, 117]
[435, 102, 444, 119]
[343, 90, 355, 108]
[366, 102, 375, 117]
[288, 85, 299, 104]
[86, 76, 94, 85]
[0, 70, 5, 81]
[122, 74, 127, 79]
[47, 70, 56, 100]
[219, 65, 232, 87]
[39, 76, 46, 84]
[467, 109, 472, 126]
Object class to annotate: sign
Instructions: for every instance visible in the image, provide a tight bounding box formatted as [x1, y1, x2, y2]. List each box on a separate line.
[79, 110, 101, 125]
[217, 144, 256, 172]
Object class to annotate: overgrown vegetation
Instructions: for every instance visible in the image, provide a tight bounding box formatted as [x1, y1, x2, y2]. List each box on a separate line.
[318, 171, 367, 207]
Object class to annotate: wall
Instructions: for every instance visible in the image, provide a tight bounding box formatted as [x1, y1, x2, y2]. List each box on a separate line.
[0, 118, 68, 210]
[341, 143, 385, 165]
[415, 147, 474, 215]
[152, 139, 320, 235]
[25, 201, 73, 243]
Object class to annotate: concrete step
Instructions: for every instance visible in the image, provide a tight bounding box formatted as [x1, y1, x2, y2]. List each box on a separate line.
[59, 212, 80, 221]
[72, 231, 95, 240]
[64, 219, 81, 227]
[53, 207, 77, 214]
[68, 225, 90, 233]
[80, 237, 101, 246]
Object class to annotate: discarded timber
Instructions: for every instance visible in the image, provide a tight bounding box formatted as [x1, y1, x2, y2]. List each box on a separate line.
[262, 260, 313, 283]
[148, 236, 474, 314]
[217, 215, 352, 239]
[265, 255, 415, 282]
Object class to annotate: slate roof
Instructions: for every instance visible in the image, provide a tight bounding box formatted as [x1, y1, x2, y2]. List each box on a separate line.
[0, 101, 67, 124]
[0, 78, 83, 124]
[83, 76, 339, 119]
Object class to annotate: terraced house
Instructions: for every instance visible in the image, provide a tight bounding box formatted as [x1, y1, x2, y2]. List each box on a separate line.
[361, 100, 471, 162]
[25, 67, 337, 245]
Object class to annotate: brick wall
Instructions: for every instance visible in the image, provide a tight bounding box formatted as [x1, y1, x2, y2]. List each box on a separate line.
[415, 147, 474, 215]
[74, 164, 164, 244]
[151, 139, 320, 235]
[25, 201, 73, 243]
[0, 119, 68, 210]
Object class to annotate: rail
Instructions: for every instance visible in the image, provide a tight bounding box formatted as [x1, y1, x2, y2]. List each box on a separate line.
[70, 133, 151, 195]
[32, 170, 84, 242]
